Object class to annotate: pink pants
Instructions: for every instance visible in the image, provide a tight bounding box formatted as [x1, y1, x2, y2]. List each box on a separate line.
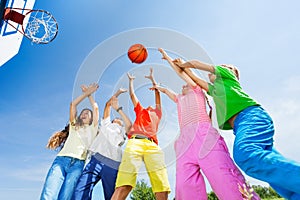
[174, 122, 260, 200]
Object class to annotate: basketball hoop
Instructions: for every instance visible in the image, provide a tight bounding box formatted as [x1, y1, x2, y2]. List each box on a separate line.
[3, 8, 58, 44]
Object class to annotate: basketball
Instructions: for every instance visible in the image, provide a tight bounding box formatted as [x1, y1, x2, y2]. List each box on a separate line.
[127, 44, 148, 64]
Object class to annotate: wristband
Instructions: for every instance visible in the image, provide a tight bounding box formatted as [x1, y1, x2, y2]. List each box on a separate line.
[116, 107, 123, 112]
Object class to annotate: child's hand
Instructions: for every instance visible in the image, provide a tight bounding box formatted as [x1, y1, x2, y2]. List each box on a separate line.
[173, 58, 184, 65]
[88, 83, 99, 94]
[158, 48, 168, 60]
[82, 83, 99, 95]
[149, 84, 165, 93]
[145, 67, 154, 82]
[173, 58, 186, 69]
[81, 85, 88, 93]
[113, 88, 128, 98]
[117, 88, 128, 94]
[127, 73, 135, 81]
[111, 96, 119, 110]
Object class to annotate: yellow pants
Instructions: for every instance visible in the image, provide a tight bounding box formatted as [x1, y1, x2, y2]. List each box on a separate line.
[115, 138, 171, 193]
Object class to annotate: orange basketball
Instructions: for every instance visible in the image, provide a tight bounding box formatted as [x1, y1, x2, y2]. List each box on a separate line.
[127, 44, 148, 64]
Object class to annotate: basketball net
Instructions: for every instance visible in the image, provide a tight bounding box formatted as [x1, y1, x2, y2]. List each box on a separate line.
[3, 8, 58, 44]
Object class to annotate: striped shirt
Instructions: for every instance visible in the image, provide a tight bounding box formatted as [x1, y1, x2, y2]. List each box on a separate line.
[175, 85, 211, 129]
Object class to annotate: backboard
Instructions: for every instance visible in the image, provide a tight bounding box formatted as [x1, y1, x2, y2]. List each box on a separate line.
[0, 0, 36, 67]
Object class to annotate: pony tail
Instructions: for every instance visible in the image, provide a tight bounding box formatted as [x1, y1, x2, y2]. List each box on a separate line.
[204, 93, 213, 119]
[46, 124, 70, 150]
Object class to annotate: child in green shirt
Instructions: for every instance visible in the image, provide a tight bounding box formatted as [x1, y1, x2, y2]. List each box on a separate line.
[176, 59, 300, 200]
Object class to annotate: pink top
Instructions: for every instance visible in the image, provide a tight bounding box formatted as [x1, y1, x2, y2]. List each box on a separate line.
[175, 85, 211, 129]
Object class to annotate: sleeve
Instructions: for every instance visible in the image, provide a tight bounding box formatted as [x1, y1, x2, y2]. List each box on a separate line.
[118, 127, 127, 146]
[91, 122, 99, 137]
[192, 85, 202, 93]
[155, 107, 162, 119]
[207, 83, 214, 95]
[100, 117, 110, 134]
[134, 102, 143, 115]
[215, 65, 236, 80]
[101, 117, 111, 128]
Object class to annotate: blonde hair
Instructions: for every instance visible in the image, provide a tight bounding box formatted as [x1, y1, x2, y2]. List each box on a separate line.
[46, 124, 69, 150]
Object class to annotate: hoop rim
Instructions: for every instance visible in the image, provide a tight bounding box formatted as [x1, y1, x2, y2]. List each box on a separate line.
[21, 9, 58, 44]
[3, 8, 58, 44]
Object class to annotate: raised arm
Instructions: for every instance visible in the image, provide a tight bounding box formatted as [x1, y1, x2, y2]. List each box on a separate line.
[181, 67, 209, 92]
[70, 83, 99, 124]
[177, 59, 215, 73]
[127, 73, 139, 107]
[80, 83, 99, 125]
[103, 88, 128, 119]
[145, 68, 161, 110]
[111, 96, 132, 133]
[89, 94, 99, 126]
[158, 48, 196, 88]
[113, 88, 128, 98]
[151, 84, 177, 102]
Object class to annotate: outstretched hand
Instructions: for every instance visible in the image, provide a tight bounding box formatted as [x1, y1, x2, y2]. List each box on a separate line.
[173, 58, 191, 69]
[158, 48, 168, 60]
[127, 73, 135, 81]
[172, 58, 186, 71]
[117, 88, 128, 94]
[111, 96, 119, 110]
[144, 67, 155, 82]
[113, 87, 128, 98]
[81, 83, 99, 96]
[159, 48, 184, 68]
[149, 84, 165, 93]
[173, 58, 184, 65]
[81, 85, 88, 93]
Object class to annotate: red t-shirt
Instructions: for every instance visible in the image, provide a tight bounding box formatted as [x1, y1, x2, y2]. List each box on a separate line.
[128, 102, 162, 144]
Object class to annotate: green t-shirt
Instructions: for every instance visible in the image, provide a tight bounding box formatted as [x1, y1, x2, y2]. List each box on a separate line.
[208, 66, 258, 130]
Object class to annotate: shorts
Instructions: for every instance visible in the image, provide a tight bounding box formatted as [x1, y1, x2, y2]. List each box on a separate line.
[115, 138, 171, 193]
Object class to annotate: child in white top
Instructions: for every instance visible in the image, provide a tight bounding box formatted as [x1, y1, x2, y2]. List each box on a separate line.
[72, 88, 132, 200]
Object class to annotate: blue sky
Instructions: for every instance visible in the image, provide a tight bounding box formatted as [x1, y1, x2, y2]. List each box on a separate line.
[1, 0, 300, 199]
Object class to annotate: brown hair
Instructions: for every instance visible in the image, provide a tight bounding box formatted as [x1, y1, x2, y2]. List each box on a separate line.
[204, 93, 212, 119]
[220, 64, 240, 80]
[74, 108, 93, 127]
[46, 124, 69, 150]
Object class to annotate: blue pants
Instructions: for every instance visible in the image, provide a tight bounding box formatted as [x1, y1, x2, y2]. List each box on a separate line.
[233, 106, 300, 200]
[40, 156, 84, 200]
[72, 154, 119, 200]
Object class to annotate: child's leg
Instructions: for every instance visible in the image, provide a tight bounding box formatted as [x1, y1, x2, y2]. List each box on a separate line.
[174, 124, 208, 199]
[175, 153, 207, 199]
[101, 164, 119, 200]
[233, 106, 300, 197]
[40, 156, 66, 200]
[143, 140, 171, 194]
[72, 156, 102, 200]
[201, 132, 259, 200]
[270, 183, 300, 200]
[114, 139, 143, 190]
[58, 157, 84, 200]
